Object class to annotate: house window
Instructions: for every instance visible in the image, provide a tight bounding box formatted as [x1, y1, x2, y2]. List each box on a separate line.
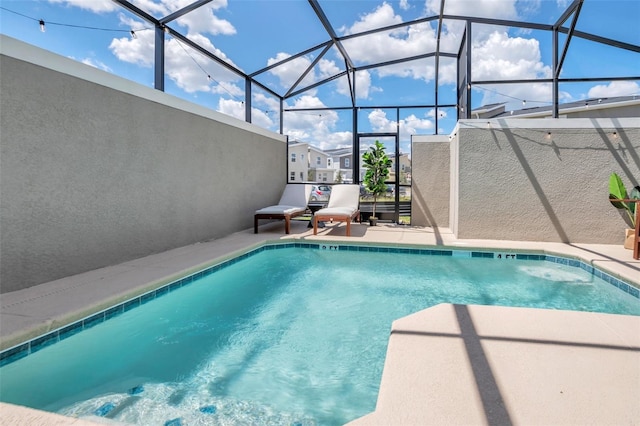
[291, 153, 296, 162]
[290, 172, 295, 181]
[345, 158, 350, 167]
[301, 154, 304, 161]
[327, 158, 332, 167]
[300, 172, 303, 180]
[316, 156, 321, 165]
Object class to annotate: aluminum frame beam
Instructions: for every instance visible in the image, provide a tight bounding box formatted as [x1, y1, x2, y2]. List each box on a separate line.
[308, 0, 354, 69]
[160, 0, 214, 25]
[111, 0, 639, 132]
[287, 71, 348, 99]
[284, 43, 334, 98]
[250, 40, 332, 77]
[556, 0, 583, 77]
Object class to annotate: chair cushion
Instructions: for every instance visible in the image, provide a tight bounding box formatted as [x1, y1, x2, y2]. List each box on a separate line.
[278, 184, 312, 206]
[315, 206, 356, 217]
[327, 184, 360, 210]
[256, 205, 306, 215]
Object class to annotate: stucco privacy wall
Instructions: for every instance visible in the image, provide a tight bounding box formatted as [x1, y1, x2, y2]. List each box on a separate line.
[450, 118, 640, 243]
[0, 36, 287, 293]
[411, 135, 450, 230]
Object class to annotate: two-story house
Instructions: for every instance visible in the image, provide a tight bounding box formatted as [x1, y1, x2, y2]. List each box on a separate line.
[308, 146, 333, 182]
[288, 141, 309, 182]
[324, 147, 353, 183]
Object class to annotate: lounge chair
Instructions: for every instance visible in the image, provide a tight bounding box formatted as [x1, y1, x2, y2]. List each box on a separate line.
[254, 184, 312, 234]
[313, 184, 360, 236]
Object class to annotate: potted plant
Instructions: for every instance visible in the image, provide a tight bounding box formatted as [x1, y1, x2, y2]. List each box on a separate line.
[608, 172, 640, 249]
[362, 140, 392, 226]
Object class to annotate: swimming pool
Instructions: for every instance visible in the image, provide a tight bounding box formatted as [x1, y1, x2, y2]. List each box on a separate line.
[1, 243, 639, 425]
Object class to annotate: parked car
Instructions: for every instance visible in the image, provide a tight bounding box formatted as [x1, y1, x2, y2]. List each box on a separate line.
[360, 184, 374, 199]
[310, 185, 331, 202]
[386, 184, 395, 196]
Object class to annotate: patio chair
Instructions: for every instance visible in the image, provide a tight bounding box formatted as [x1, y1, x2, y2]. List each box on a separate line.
[313, 184, 360, 236]
[254, 184, 312, 234]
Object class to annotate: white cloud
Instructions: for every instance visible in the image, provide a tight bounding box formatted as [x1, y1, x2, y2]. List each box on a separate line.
[337, 2, 458, 84]
[126, 0, 169, 16]
[218, 98, 245, 120]
[165, 33, 241, 94]
[426, 0, 518, 20]
[399, 0, 410, 10]
[253, 92, 281, 114]
[109, 15, 155, 67]
[368, 109, 433, 140]
[403, 113, 435, 133]
[473, 31, 550, 80]
[469, 30, 555, 108]
[334, 0, 551, 93]
[266, 53, 360, 98]
[250, 108, 275, 129]
[318, 58, 340, 79]
[335, 69, 374, 99]
[216, 97, 276, 130]
[84, 0, 235, 36]
[587, 81, 640, 98]
[282, 96, 352, 149]
[428, 108, 446, 119]
[341, 3, 438, 67]
[368, 109, 396, 133]
[437, 57, 458, 85]
[48, 0, 117, 13]
[80, 57, 112, 72]
[110, 15, 242, 94]
[513, 0, 542, 18]
[56, 0, 237, 81]
[344, 2, 404, 34]
[174, 0, 236, 36]
[209, 81, 243, 97]
[267, 53, 317, 91]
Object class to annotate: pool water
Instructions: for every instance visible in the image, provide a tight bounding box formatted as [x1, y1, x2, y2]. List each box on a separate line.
[1, 247, 638, 425]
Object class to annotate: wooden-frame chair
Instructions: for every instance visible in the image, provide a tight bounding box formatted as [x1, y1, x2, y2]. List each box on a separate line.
[313, 184, 360, 236]
[254, 184, 311, 234]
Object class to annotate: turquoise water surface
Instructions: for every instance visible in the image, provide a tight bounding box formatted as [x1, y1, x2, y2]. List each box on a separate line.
[1, 247, 638, 425]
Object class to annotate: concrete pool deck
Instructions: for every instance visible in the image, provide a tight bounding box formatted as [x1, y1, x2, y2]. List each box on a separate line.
[1, 220, 639, 425]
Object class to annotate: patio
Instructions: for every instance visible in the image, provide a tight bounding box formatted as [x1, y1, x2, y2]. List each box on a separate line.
[1, 0, 639, 423]
[1, 221, 639, 425]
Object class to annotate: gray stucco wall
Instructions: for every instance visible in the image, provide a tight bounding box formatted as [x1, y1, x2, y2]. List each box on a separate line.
[411, 119, 640, 244]
[0, 36, 287, 293]
[411, 135, 450, 229]
[451, 118, 640, 243]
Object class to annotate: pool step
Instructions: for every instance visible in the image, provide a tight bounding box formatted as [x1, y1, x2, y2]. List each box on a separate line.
[104, 396, 141, 419]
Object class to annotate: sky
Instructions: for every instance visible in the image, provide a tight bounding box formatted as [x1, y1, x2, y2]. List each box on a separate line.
[1, 0, 639, 154]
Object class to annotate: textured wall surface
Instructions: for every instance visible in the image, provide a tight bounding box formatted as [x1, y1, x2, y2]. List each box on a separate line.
[411, 136, 450, 230]
[452, 119, 640, 243]
[412, 119, 640, 244]
[0, 37, 286, 292]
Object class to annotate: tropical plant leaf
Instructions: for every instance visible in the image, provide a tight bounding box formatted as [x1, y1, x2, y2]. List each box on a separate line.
[608, 172, 629, 210]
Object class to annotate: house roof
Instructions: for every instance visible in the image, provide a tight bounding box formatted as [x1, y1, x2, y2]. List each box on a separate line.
[474, 95, 640, 119]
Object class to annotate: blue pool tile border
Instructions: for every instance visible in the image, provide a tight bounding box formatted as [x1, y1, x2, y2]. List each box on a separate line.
[1, 242, 638, 367]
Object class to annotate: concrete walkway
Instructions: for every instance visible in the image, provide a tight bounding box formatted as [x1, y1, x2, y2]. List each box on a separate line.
[347, 304, 640, 425]
[1, 220, 639, 425]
